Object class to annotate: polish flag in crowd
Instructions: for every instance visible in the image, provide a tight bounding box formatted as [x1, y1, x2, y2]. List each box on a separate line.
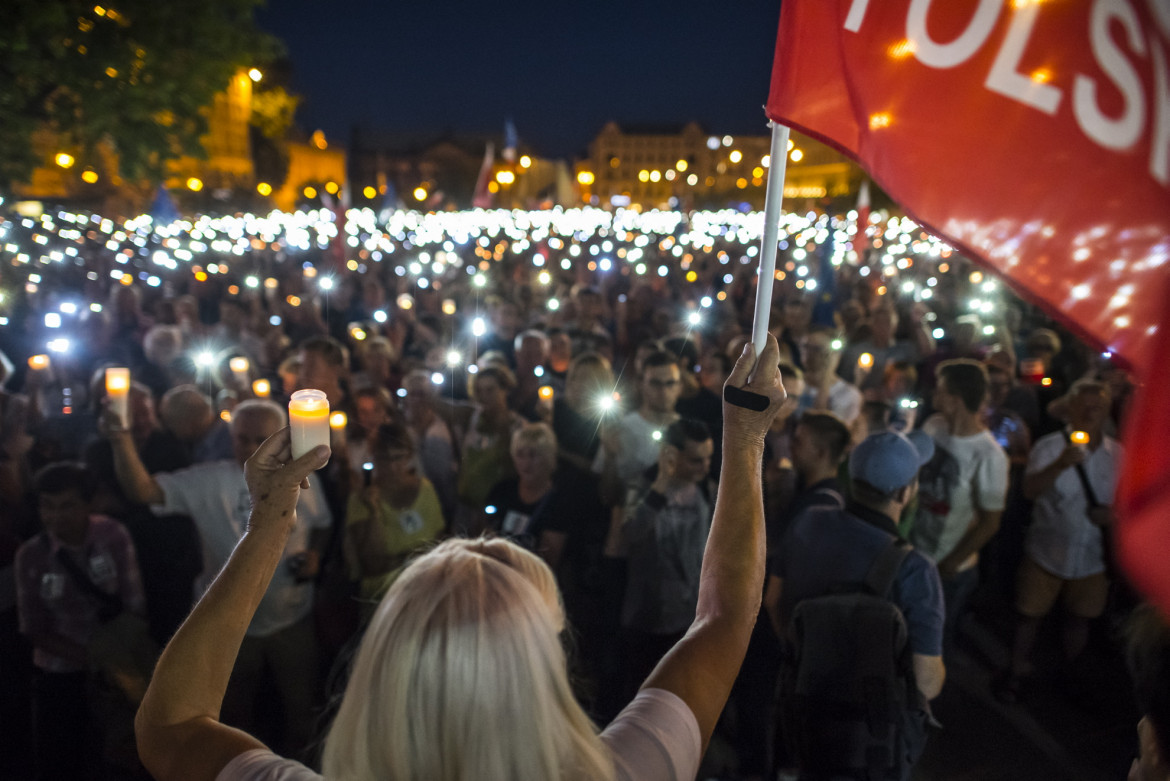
[764, 0, 1170, 618]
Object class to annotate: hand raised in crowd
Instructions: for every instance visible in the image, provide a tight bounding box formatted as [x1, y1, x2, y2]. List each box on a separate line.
[242, 426, 330, 531]
[97, 400, 129, 439]
[722, 335, 788, 446]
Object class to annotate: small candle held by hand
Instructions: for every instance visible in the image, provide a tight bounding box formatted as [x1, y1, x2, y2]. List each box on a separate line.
[858, 352, 874, 370]
[1070, 430, 1090, 446]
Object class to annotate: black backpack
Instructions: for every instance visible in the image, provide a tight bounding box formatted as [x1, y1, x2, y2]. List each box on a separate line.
[778, 538, 928, 781]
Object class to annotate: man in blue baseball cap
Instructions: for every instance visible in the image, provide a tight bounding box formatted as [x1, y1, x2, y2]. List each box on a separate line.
[767, 430, 946, 780]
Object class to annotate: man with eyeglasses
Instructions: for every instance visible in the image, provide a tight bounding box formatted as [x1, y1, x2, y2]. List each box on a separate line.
[596, 350, 683, 504]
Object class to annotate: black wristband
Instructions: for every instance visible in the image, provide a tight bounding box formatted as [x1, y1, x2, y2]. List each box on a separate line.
[723, 385, 770, 411]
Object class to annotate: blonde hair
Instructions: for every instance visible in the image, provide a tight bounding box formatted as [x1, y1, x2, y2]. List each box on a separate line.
[321, 538, 614, 781]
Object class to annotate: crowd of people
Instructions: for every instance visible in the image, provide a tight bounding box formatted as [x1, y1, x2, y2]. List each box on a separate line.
[0, 201, 1164, 780]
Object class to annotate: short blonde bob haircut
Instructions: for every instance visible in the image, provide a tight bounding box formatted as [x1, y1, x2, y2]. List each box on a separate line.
[321, 537, 613, 780]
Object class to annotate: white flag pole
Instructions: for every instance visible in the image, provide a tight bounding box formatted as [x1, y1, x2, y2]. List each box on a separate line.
[751, 121, 791, 356]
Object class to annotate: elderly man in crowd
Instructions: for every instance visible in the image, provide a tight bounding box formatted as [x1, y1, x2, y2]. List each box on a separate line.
[105, 399, 331, 757]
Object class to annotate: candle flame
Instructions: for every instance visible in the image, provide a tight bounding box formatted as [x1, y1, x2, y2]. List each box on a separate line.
[105, 367, 130, 393]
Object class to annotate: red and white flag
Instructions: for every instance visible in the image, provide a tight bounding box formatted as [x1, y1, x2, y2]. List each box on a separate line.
[765, 0, 1170, 616]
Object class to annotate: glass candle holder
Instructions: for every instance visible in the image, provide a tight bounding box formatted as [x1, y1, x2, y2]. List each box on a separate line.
[289, 389, 330, 463]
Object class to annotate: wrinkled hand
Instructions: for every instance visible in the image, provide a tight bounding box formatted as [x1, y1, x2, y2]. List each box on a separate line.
[243, 426, 330, 528]
[97, 402, 130, 440]
[723, 335, 788, 446]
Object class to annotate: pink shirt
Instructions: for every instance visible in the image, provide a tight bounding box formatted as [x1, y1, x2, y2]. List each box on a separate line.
[15, 515, 145, 673]
[217, 687, 701, 781]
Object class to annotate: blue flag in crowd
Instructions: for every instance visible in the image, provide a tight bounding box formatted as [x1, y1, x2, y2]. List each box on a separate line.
[150, 186, 181, 224]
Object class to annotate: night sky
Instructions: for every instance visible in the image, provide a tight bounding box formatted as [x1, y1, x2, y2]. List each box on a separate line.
[255, 0, 782, 157]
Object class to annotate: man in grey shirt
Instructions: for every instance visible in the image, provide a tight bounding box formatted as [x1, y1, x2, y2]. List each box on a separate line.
[620, 418, 714, 699]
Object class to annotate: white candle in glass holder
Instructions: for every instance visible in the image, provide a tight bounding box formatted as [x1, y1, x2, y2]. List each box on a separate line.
[289, 389, 330, 462]
[105, 368, 131, 428]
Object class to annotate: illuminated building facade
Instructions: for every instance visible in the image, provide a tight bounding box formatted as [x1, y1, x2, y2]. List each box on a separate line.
[574, 121, 863, 210]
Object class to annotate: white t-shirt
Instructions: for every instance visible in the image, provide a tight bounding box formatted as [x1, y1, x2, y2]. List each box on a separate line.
[1025, 430, 1120, 579]
[216, 687, 701, 781]
[593, 411, 671, 486]
[910, 415, 1009, 570]
[153, 460, 332, 637]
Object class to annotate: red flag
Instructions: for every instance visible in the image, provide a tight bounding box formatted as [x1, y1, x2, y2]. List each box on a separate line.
[1117, 274, 1170, 622]
[765, 1, 1170, 616]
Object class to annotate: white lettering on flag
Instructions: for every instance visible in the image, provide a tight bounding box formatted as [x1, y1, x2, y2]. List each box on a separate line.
[1074, 0, 1148, 150]
[985, 2, 1062, 114]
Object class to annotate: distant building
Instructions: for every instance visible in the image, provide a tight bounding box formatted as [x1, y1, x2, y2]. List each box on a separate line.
[167, 70, 257, 191]
[574, 121, 863, 210]
[347, 128, 569, 210]
[16, 71, 265, 211]
[270, 131, 348, 213]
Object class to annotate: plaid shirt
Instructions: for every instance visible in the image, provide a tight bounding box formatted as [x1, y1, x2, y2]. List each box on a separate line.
[15, 515, 145, 673]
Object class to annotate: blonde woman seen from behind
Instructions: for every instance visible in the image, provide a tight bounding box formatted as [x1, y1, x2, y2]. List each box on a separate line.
[133, 336, 788, 781]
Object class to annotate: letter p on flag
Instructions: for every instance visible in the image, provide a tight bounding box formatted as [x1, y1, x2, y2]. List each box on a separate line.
[762, 0, 1170, 619]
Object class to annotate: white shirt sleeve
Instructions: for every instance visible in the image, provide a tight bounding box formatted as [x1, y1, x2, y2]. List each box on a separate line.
[974, 439, 1010, 512]
[601, 688, 702, 781]
[217, 749, 321, 781]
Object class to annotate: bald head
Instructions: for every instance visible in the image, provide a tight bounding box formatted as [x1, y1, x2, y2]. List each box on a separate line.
[160, 386, 214, 442]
